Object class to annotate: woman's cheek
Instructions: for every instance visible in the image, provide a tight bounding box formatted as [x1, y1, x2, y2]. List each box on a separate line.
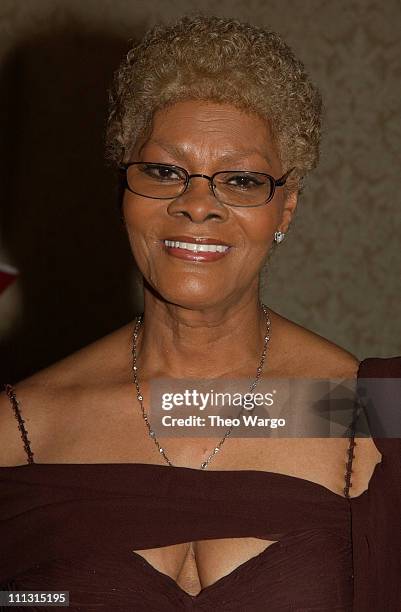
[123, 223, 146, 273]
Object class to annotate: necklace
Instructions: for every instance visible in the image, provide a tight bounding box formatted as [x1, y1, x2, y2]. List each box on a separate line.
[131, 303, 271, 470]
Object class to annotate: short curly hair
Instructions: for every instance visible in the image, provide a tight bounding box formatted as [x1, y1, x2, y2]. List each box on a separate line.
[106, 15, 322, 191]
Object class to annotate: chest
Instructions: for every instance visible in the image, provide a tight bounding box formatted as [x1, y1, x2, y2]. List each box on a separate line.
[127, 437, 380, 597]
[43, 400, 381, 598]
[133, 537, 277, 596]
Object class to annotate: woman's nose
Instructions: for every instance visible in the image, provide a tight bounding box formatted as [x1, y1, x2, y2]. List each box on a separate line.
[166, 177, 229, 223]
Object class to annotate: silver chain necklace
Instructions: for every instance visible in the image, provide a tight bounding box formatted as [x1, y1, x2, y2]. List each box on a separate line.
[131, 303, 271, 470]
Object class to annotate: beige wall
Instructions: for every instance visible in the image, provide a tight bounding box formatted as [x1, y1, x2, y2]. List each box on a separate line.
[0, 0, 400, 382]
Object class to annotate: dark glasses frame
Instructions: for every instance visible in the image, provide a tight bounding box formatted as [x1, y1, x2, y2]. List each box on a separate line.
[118, 162, 295, 208]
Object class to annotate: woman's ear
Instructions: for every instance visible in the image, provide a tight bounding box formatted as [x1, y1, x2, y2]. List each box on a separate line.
[278, 190, 298, 234]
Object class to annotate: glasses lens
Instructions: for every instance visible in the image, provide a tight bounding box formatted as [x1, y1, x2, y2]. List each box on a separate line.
[126, 163, 187, 198]
[213, 172, 274, 207]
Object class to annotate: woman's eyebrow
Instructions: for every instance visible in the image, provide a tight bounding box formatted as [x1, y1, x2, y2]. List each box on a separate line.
[138, 140, 273, 167]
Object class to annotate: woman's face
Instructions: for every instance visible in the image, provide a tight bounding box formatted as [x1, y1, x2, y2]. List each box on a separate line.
[122, 100, 297, 310]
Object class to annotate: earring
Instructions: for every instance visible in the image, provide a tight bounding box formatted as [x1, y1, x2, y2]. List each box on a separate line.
[274, 230, 285, 244]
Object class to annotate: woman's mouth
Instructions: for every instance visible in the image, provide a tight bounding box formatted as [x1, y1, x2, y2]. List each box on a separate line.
[162, 238, 232, 262]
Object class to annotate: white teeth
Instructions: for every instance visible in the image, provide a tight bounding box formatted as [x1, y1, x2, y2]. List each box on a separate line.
[164, 240, 229, 253]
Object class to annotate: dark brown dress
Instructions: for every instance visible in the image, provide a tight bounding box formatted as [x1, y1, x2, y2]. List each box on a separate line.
[1, 357, 400, 611]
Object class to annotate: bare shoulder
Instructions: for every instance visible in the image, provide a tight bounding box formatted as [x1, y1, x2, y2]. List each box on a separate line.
[266, 308, 382, 493]
[267, 308, 360, 379]
[0, 321, 134, 466]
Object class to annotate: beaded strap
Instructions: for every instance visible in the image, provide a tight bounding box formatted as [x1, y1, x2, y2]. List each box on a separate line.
[344, 435, 356, 498]
[343, 395, 362, 498]
[3, 384, 35, 464]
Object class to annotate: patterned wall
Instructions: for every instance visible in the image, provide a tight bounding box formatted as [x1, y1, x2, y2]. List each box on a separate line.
[0, 0, 400, 381]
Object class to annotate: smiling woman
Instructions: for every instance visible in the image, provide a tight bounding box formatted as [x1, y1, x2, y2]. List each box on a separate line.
[0, 14, 400, 612]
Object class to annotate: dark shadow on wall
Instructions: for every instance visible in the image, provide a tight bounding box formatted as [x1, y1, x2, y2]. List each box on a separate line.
[0, 24, 145, 383]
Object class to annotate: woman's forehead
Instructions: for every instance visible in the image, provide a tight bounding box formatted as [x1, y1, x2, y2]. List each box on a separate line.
[139, 138, 276, 168]
[137, 100, 278, 166]
[152, 100, 270, 135]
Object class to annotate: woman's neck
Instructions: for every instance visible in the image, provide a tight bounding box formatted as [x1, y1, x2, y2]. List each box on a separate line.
[136, 290, 269, 379]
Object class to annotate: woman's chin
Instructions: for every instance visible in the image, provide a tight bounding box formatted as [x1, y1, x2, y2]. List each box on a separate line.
[144, 279, 234, 311]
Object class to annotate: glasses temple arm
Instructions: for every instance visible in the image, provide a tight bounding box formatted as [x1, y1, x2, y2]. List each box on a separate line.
[275, 167, 296, 186]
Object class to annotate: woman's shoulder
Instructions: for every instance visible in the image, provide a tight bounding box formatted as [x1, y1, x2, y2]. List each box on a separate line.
[266, 308, 360, 379]
[265, 310, 399, 476]
[0, 321, 135, 466]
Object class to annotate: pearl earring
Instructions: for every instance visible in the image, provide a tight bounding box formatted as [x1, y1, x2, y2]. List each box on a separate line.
[274, 230, 285, 244]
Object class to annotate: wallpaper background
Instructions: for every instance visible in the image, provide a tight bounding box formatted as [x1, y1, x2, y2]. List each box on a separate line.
[0, 0, 400, 382]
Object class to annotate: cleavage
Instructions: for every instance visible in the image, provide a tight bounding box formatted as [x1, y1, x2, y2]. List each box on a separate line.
[133, 537, 277, 596]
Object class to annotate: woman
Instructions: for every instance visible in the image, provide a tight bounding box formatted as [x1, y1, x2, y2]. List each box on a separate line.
[0, 15, 400, 611]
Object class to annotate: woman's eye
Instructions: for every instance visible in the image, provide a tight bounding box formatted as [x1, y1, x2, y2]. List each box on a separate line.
[143, 165, 181, 181]
[226, 174, 264, 189]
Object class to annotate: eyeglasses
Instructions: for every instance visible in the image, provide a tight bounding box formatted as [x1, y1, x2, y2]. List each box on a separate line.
[119, 162, 295, 208]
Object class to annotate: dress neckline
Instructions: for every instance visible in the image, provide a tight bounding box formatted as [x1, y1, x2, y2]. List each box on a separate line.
[0, 457, 383, 503]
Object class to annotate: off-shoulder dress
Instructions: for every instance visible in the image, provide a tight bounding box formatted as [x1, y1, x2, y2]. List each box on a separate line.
[1, 357, 400, 611]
